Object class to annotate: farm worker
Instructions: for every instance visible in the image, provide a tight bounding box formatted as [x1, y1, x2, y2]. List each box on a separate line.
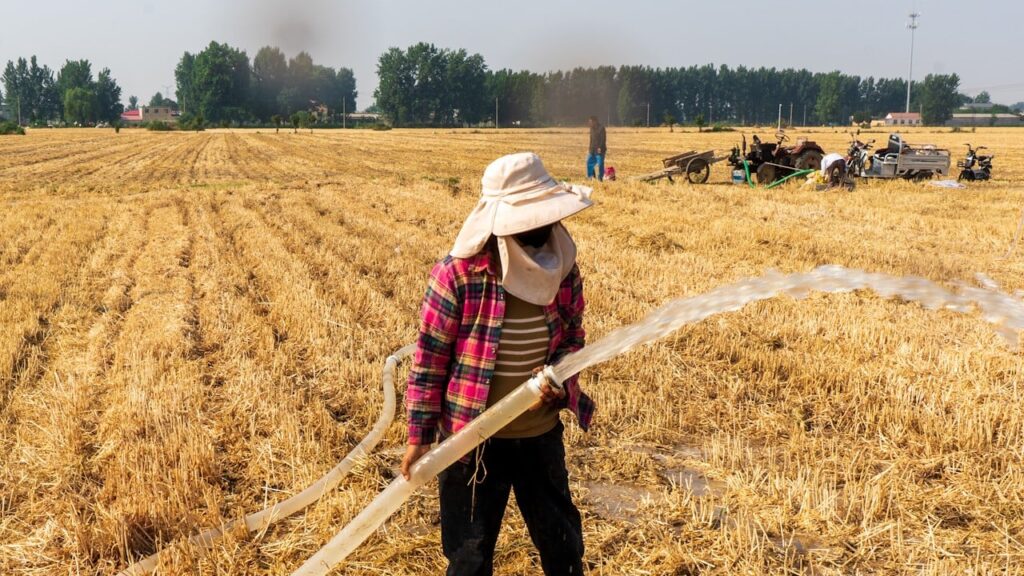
[587, 115, 607, 181]
[820, 152, 844, 177]
[820, 152, 848, 188]
[402, 152, 594, 576]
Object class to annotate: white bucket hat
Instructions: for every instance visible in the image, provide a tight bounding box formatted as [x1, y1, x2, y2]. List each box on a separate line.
[450, 153, 593, 258]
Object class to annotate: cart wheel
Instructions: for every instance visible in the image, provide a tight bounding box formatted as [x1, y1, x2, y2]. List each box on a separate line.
[686, 159, 710, 184]
[756, 163, 777, 185]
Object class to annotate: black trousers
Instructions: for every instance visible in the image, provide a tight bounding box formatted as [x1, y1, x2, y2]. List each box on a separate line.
[438, 422, 584, 576]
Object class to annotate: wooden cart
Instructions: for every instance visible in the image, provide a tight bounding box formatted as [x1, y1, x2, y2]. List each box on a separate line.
[636, 150, 730, 184]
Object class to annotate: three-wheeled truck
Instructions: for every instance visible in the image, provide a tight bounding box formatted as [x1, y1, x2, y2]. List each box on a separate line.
[851, 133, 951, 180]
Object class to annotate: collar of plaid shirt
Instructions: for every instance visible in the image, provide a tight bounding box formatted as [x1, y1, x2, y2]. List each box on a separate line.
[406, 249, 595, 445]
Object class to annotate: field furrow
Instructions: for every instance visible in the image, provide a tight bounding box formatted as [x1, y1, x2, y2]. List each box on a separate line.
[0, 127, 1021, 575]
[0, 201, 151, 573]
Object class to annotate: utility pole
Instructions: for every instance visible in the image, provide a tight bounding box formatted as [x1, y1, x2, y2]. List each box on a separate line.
[777, 103, 782, 130]
[789, 102, 794, 127]
[803, 105, 807, 127]
[343, 97, 347, 129]
[646, 101, 650, 128]
[495, 97, 499, 129]
[906, 11, 920, 113]
[17, 95, 22, 126]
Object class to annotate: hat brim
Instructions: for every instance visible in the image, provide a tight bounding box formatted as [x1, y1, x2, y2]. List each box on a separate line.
[492, 183, 593, 236]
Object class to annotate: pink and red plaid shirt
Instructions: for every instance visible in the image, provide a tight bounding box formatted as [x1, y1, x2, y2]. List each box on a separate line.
[406, 251, 594, 445]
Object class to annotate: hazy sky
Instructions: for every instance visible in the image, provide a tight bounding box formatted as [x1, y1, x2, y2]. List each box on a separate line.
[2, 0, 1022, 109]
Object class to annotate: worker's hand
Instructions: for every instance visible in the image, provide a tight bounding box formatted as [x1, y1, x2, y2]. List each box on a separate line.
[401, 444, 432, 480]
[529, 366, 566, 410]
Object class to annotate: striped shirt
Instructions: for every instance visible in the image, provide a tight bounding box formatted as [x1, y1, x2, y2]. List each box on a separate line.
[487, 294, 559, 438]
[406, 250, 593, 445]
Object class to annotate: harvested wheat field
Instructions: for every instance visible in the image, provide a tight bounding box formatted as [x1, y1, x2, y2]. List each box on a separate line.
[1, 127, 1023, 575]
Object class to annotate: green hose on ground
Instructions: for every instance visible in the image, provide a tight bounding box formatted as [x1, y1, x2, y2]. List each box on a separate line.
[765, 169, 814, 190]
[743, 161, 754, 188]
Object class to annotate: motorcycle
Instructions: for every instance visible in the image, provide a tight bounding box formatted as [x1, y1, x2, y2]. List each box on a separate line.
[957, 144, 993, 181]
[845, 133, 875, 178]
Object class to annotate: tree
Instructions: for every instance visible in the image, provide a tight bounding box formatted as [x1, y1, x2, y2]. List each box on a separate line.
[375, 47, 415, 126]
[663, 112, 676, 132]
[175, 52, 197, 114]
[815, 72, 842, 124]
[974, 91, 991, 104]
[271, 114, 282, 133]
[252, 46, 287, 118]
[57, 60, 92, 96]
[94, 68, 123, 122]
[3, 57, 59, 124]
[290, 110, 311, 133]
[128, 95, 138, 110]
[175, 42, 250, 124]
[63, 86, 96, 124]
[616, 82, 634, 126]
[335, 67, 357, 117]
[919, 73, 960, 125]
[374, 43, 483, 126]
[148, 92, 176, 108]
[444, 49, 488, 125]
[694, 113, 706, 132]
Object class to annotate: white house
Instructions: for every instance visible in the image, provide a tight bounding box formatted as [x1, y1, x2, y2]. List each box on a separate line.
[884, 112, 922, 126]
[120, 106, 179, 123]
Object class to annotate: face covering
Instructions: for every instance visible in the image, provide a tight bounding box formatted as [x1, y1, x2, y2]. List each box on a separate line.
[514, 224, 553, 249]
[496, 223, 577, 306]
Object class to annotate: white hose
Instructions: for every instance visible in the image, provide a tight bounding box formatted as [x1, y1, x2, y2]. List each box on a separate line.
[291, 367, 559, 576]
[117, 344, 417, 576]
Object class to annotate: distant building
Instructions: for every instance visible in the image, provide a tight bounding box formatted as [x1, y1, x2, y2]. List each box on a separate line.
[121, 106, 179, 123]
[946, 113, 1024, 128]
[347, 112, 381, 122]
[884, 112, 922, 126]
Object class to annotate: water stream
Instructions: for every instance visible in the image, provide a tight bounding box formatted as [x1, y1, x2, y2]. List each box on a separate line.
[552, 265, 1022, 382]
[293, 265, 1023, 575]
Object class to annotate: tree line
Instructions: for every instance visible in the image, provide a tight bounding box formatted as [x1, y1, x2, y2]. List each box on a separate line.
[2, 57, 123, 125]
[376, 43, 964, 127]
[173, 41, 357, 126]
[2, 41, 969, 129]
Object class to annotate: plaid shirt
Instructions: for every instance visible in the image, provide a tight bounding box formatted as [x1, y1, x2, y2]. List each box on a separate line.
[406, 251, 594, 445]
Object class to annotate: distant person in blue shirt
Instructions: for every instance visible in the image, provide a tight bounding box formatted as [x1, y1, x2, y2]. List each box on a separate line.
[586, 116, 606, 181]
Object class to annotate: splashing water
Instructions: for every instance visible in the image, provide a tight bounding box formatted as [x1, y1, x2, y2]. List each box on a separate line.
[290, 265, 1023, 576]
[552, 265, 1024, 382]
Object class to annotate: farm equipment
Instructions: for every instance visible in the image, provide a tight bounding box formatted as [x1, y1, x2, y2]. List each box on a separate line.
[727, 130, 826, 185]
[958, 143, 993, 181]
[851, 133, 950, 180]
[636, 149, 731, 184]
[845, 133, 875, 179]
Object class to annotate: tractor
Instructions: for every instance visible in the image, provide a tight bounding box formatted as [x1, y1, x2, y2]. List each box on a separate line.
[728, 130, 825, 185]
